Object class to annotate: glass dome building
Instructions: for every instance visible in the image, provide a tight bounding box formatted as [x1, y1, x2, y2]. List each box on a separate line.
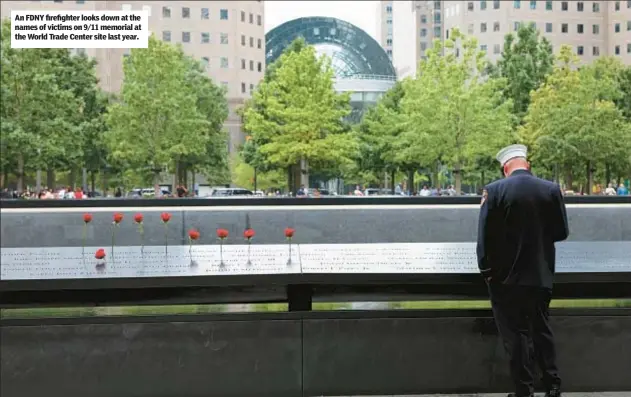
[265, 17, 397, 122]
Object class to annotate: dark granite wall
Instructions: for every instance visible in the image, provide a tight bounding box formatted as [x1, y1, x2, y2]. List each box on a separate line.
[1, 205, 629, 247]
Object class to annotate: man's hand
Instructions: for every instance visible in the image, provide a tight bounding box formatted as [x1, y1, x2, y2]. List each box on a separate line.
[485, 276, 492, 283]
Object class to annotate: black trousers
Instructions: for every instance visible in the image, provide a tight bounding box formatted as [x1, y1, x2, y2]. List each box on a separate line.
[488, 283, 561, 397]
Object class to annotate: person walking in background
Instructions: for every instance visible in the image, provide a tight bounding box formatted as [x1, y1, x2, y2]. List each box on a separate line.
[604, 183, 617, 196]
[477, 144, 569, 397]
[617, 183, 629, 196]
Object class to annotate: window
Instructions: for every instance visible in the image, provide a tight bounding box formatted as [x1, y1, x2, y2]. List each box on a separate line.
[494, 21, 500, 31]
[480, 0, 487, 10]
[627, 43, 631, 53]
[434, 26, 441, 37]
[514, 21, 520, 31]
[468, 24, 474, 34]
[386, 38, 393, 45]
[481, 22, 487, 32]
[493, 0, 500, 9]
[241, 83, 246, 93]
[201, 8, 209, 19]
[546, 1, 553, 10]
[249, 60, 254, 71]
[577, 24, 584, 33]
[387, 19, 392, 25]
[314, 27, 320, 35]
[446, 29, 450, 39]
[249, 84, 254, 94]
[434, 1, 441, 10]
[162, 6, 171, 18]
[577, 2, 584, 11]
[615, 1, 620, 11]
[593, 24, 599, 34]
[220, 33, 228, 44]
[420, 42, 428, 51]
[481, 44, 488, 53]
[546, 22, 553, 32]
[249, 13, 254, 24]
[221, 57, 228, 68]
[628, 0, 631, 8]
[615, 23, 620, 33]
[420, 14, 427, 23]
[201, 57, 209, 69]
[257, 39, 262, 49]
[494, 44, 501, 54]
[257, 62, 262, 72]
[530, 22, 536, 29]
[593, 46, 600, 56]
[386, 5, 392, 12]
[468, 2, 474, 11]
[201, 32, 210, 43]
[182, 32, 190, 43]
[577, 45, 584, 55]
[561, 2, 568, 10]
[615, 45, 620, 55]
[162, 30, 171, 41]
[593, 2, 600, 12]
[241, 59, 246, 69]
[241, 35, 246, 45]
[561, 23, 568, 33]
[257, 15, 262, 26]
[182, 7, 190, 18]
[434, 12, 441, 23]
[220, 9, 228, 20]
[530, 0, 536, 9]
[249, 37, 254, 47]
[514, 0, 520, 9]
[387, 49, 392, 57]
[628, 21, 631, 31]
[421, 28, 428, 37]
[241, 11, 245, 22]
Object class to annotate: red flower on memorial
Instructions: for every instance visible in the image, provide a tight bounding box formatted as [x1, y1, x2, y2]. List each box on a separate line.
[113, 213, 124, 224]
[284, 227, 295, 240]
[95, 248, 106, 260]
[189, 229, 200, 241]
[161, 213, 171, 256]
[216, 228, 229, 240]
[134, 213, 145, 255]
[243, 228, 255, 240]
[216, 228, 229, 266]
[83, 213, 93, 224]
[188, 229, 200, 264]
[81, 213, 93, 258]
[284, 227, 296, 266]
[160, 212, 171, 223]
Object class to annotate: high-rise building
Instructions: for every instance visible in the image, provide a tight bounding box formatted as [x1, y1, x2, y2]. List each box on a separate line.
[376, 0, 445, 78]
[0, 0, 266, 153]
[443, 0, 631, 65]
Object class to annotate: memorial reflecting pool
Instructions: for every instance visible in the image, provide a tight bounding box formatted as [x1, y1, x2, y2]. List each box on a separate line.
[2, 299, 630, 319]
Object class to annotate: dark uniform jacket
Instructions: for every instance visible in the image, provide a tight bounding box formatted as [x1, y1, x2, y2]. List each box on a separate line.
[476, 169, 569, 289]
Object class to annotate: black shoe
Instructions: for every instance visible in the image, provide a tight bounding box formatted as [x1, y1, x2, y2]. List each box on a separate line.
[545, 387, 562, 397]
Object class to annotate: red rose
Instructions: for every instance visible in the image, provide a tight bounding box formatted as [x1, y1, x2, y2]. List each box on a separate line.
[83, 213, 92, 223]
[243, 228, 255, 240]
[95, 248, 106, 259]
[216, 228, 229, 239]
[113, 213, 124, 224]
[134, 213, 143, 223]
[188, 229, 200, 240]
[160, 212, 171, 223]
[284, 227, 295, 239]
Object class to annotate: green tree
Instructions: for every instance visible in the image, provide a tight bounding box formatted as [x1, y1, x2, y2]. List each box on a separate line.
[178, 56, 230, 187]
[398, 29, 514, 194]
[1, 19, 80, 191]
[105, 36, 210, 185]
[489, 23, 554, 123]
[520, 46, 631, 193]
[231, 154, 287, 192]
[241, 40, 353, 193]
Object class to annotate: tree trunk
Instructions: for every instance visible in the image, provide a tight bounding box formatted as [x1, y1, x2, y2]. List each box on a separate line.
[300, 157, 309, 188]
[16, 154, 24, 192]
[605, 163, 611, 187]
[586, 160, 593, 195]
[407, 169, 415, 195]
[101, 170, 108, 196]
[69, 168, 77, 189]
[564, 166, 573, 191]
[286, 165, 293, 195]
[390, 169, 396, 194]
[454, 163, 462, 195]
[46, 167, 55, 189]
[90, 172, 96, 193]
